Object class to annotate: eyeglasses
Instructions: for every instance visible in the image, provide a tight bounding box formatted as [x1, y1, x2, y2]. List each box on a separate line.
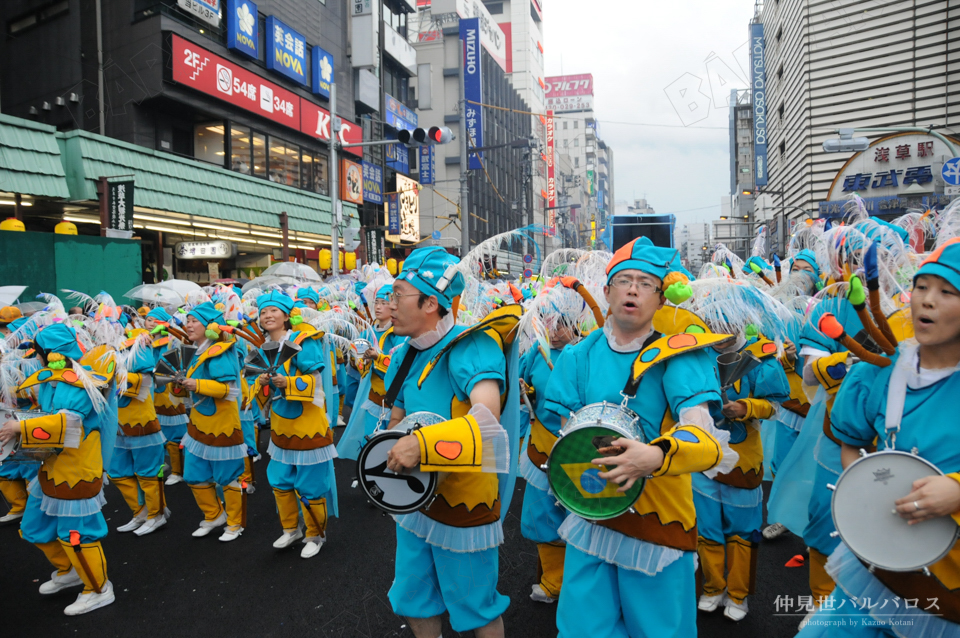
[387, 291, 421, 303]
[609, 277, 662, 293]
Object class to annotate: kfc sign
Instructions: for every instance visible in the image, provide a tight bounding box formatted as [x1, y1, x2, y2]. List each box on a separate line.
[169, 34, 361, 156]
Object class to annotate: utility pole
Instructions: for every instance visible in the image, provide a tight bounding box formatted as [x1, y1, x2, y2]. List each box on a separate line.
[329, 82, 340, 276]
[458, 45, 469, 259]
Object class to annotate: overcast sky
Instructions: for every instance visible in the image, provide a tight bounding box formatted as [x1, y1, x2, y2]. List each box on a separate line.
[543, 0, 756, 227]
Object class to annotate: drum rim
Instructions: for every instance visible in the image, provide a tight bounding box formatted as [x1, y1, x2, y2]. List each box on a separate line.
[831, 449, 960, 572]
[560, 401, 644, 442]
[356, 429, 438, 515]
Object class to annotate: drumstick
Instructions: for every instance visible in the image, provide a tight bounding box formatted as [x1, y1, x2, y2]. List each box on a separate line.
[818, 313, 891, 368]
[849, 275, 895, 355]
[249, 320, 265, 342]
[864, 242, 899, 348]
[299, 495, 327, 532]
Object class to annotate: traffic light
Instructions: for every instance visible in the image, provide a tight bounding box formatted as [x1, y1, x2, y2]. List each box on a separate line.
[398, 126, 455, 146]
[342, 227, 361, 251]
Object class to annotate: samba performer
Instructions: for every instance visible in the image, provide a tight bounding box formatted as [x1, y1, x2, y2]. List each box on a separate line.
[517, 277, 597, 604]
[174, 301, 248, 542]
[542, 237, 738, 637]
[685, 286, 791, 621]
[0, 323, 119, 615]
[144, 308, 189, 487]
[380, 246, 521, 638]
[254, 291, 337, 559]
[109, 326, 169, 536]
[796, 240, 960, 637]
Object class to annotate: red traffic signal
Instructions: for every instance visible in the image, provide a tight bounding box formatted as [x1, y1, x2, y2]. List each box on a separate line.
[398, 127, 455, 146]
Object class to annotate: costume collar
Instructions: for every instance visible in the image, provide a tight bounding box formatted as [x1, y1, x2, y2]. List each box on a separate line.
[409, 312, 455, 351]
[904, 340, 960, 389]
[603, 322, 655, 353]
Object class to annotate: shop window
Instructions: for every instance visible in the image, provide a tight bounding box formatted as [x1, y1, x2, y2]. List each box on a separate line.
[229, 125, 252, 174]
[194, 123, 224, 165]
[302, 151, 329, 195]
[252, 132, 266, 178]
[574, 157, 579, 168]
[268, 137, 301, 188]
[574, 121, 578, 129]
[172, 126, 192, 156]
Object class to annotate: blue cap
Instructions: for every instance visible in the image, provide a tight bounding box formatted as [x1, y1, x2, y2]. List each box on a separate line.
[916, 238, 960, 292]
[146, 307, 171, 322]
[296, 287, 319, 304]
[35, 323, 84, 360]
[744, 256, 771, 275]
[791, 249, 821, 279]
[376, 284, 393, 301]
[354, 281, 367, 296]
[8, 316, 29, 333]
[399, 247, 464, 309]
[187, 302, 225, 328]
[257, 291, 295, 315]
[605, 236, 679, 283]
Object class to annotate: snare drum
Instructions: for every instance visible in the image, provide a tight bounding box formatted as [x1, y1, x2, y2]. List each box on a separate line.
[546, 402, 645, 521]
[831, 450, 960, 572]
[357, 411, 445, 515]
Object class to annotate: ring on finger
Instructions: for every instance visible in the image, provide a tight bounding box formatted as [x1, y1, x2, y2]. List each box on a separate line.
[914, 501, 922, 512]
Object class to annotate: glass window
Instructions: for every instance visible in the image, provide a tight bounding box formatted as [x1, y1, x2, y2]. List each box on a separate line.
[563, 139, 568, 148]
[194, 122, 224, 165]
[301, 151, 329, 195]
[575, 157, 579, 168]
[268, 137, 300, 188]
[563, 121, 568, 130]
[230, 125, 252, 174]
[574, 121, 579, 129]
[252, 132, 266, 178]
[574, 138, 579, 147]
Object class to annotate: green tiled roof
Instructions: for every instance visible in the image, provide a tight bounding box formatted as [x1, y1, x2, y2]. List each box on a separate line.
[59, 130, 357, 234]
[0, 114, 70, 198]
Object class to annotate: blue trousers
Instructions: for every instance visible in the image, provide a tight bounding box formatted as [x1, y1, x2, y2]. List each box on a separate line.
[557, 545, 697, 637]
[772, 421, 800, 477]
[804, 441, 842, 555]
[389, 525, 509, 633]
[521, 481, 566, 544]
[109, 443, 164, 478]
[266, 459, 331, 500]
[183, 452, 244, 486]
[20, 494, 107, 544]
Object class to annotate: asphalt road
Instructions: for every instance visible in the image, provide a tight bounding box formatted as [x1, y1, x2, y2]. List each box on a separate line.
[1, 429, 810, 637]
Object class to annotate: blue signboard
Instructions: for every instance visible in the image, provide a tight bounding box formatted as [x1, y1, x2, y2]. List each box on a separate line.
[460, 18, 483, 170]
[387, 194, 400, 233]
[311, 45, 334, 99]
[385, 94, 418, 131]
[386, 140, 409, 174]
[362, 161, 384, 204]
[266, 16, 307, 86]
[750, 22, 767, 186]
[226, 0, 258, 59]
[943, 157, 960, 186]
[419, 146, 435, 185]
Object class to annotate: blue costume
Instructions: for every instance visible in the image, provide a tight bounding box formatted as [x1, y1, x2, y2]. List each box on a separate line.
[145, 308, 190, 485]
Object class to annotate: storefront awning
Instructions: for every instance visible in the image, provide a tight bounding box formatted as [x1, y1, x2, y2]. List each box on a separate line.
[58, 129, 356, 234]
[0, 114, 70, 199]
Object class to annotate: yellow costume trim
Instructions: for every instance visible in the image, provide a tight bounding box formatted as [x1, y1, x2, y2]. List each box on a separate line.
[185, 340, 236, 378]
[811, 351, 850, 394]
[735, 397, 776, 421]
[194, 379, 231, 399]
[414, 414, 482, 472]
[652, 306, 710, 335]
[19, 413, 68, 448]
[743, 337, 779, 361]
[650, 424, 722, 477]
[122, 372, 146, 398]
[629, 332, 732, 386]
[282, 373, 315, 402]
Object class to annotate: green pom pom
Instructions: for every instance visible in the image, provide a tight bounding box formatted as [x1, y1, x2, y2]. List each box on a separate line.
[205, 329, 219, 340]
[745, 323, 759, 339]
[848, 275, 866, 306]
[290, 315, 303, 326]
[348, 300, 357, 309]
[664, 282, 692, 305]
[750, 261, 762, 274]
[226, 320, 240, 327]
[48, 360, 66, 370]
[150, 325, 165, 335]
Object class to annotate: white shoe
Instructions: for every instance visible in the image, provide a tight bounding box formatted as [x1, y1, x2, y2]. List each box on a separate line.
[253, 454, 262, 462]
[301, 539, 324, 558]
[273, 529, 304, 549]
[798, 609, 817, 630]
[165, 474, 184, 486]
[191, 512, 227, 537]
[0, 511, 24, 523]
[762, 522, 788, 540]
[245, 483, 256, 495]
[219, 527, 243, 542]
[724, 598, 748, 621]
[116, 510, 147, 533]
[337, 416, 345, 426]
[530, 584, 556, 603]
[698, 593, 725, 612]
[39, 568, 83, 594]
[64, 580, 115, 616]
[134, 514, 168, 536]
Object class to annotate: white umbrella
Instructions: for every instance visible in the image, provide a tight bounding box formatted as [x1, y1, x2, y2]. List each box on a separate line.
[123, 284, 185, 306]
[260, 262, 321, 282]
[0, 286, 26, 307]
[240, 275, 302, 294]
[156, 279, 204, 296]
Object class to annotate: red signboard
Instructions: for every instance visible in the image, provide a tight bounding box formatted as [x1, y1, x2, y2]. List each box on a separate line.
[546, 110, 556, 235]
[170, 34, 361, 156]
[545, 74, 595, 98]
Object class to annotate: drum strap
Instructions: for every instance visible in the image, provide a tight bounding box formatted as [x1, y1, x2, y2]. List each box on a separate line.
[621, 331, 663, 397]
[384, 347, 419, 409]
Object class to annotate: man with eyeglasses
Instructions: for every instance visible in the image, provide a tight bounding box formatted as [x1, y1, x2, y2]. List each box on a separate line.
[378, 246, 520, 638]
[543, 236, 738, 637]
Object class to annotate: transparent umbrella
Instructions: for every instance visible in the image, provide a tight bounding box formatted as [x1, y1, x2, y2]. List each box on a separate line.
[123, 284, 186, 306]
[240, 275, 302, 294]
[0, 286, 26, 307]
[260, 262, 321, 282]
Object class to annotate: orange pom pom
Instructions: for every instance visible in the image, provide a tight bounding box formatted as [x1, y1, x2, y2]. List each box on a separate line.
[817, 313, 844, 340]
[662, 271, 689, 290]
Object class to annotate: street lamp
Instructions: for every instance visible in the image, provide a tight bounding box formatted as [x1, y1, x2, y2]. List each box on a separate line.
[822, 128, 870, 153]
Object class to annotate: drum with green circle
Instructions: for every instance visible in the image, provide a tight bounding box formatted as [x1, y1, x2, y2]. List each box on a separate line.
[546, 402, 645, 520]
